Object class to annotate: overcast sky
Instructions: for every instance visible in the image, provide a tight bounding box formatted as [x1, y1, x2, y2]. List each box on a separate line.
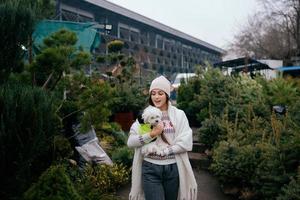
[105, 0, 261, 50]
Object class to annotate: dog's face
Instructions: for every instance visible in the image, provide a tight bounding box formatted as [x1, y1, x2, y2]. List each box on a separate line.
[142, 106, 162, 126]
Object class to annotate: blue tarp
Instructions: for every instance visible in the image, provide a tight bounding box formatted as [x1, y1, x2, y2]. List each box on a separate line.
[276, 66, 300, 71]
[33, 20, 100, 53]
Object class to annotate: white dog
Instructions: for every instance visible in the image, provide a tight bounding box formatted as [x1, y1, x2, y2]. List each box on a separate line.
[141, 105, 162, 127]
[140, 106, 169, 156]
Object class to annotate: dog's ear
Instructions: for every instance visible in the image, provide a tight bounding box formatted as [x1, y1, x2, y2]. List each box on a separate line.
[137, 111, 144, 124]
[141, 111, 146, 121]
[141, 107, 150, 122]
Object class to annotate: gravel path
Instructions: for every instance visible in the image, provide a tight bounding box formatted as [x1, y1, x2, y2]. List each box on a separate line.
[195, 169, 234, 200]
[116, 168, 234, 200]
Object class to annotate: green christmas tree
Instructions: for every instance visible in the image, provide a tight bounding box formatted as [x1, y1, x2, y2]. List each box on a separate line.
[24, 165, 82, 200]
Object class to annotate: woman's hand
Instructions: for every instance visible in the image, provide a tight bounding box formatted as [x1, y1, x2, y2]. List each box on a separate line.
[149, 121, 164, 138]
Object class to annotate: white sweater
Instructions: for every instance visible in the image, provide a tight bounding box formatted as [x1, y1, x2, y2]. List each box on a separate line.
[127, 103, 198, 200]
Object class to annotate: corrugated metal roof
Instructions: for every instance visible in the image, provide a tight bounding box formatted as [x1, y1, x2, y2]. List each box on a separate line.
[214, 57, 271, 69]
[85, 0, 225, 54]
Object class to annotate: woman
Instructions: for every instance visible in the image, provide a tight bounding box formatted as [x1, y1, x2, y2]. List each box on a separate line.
[127, 75, 197, 200]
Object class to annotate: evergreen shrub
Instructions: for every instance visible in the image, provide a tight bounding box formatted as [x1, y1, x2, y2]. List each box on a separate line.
[198, 116, 226, 148]
[0, 83, 57, 198]
[251, 143, 289, 199]
[277, 175, 300, 200]
[23, 165, 82, 200]
[76, 163, 130, 199]
[210, 140, 258, 187]
[112, 146, 134, 168]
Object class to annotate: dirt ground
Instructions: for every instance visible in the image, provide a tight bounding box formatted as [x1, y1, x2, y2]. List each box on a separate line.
[116, 168, 234, 200]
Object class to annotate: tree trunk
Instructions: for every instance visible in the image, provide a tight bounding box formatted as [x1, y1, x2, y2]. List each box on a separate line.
[42, 72, 54, 89]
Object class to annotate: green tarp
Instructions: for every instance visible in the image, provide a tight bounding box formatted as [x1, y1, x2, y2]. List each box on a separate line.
[33, 20, 100, 53]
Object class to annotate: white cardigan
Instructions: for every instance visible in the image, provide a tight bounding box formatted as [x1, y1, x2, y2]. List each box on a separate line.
[127, 104, 197, 200]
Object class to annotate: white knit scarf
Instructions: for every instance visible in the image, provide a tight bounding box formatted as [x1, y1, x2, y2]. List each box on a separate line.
[129, 103, 197, 200]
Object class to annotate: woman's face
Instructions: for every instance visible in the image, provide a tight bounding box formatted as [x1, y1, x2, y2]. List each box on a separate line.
[150, 89, 168, 111]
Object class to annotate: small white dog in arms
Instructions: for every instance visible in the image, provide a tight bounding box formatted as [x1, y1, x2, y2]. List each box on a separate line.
[140, 106, 170, 156]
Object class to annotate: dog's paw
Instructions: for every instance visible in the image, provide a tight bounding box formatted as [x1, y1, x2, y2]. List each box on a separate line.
[141, 147, 148, 155]
[158, 147, 171, 156]
[155, 147, 169, 156]
[156, 149, 164, 156]
[149, 147, 157, 154]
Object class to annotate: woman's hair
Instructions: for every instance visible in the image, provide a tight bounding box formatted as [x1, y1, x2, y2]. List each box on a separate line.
[148, 92, 169, 106]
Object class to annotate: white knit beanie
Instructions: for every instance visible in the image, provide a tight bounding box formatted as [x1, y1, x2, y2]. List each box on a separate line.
[149, 75, 171, 97]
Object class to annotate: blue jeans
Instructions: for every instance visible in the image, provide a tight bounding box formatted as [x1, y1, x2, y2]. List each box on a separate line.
[142, 161, 179, 200]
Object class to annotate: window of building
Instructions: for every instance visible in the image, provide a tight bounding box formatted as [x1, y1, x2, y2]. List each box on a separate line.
[130, 31, 139, 43]
[119, 27, 129, 40]
[156, 35, 163, 49]
[60, 4, 94, 22]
